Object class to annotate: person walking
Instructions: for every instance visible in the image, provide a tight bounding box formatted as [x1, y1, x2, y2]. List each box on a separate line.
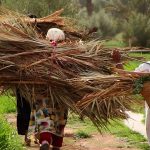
[27, 28, 67, 150]
[115, 61, 150, 145]
[134, 61, 150, 145]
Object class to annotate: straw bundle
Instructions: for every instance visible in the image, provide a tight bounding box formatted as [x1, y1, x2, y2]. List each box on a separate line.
[0, 9, 147, 129]
[0, 7, 83, 40]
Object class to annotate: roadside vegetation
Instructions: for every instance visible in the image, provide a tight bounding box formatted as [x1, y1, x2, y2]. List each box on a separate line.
[0, 95, 23, 150]
[0, 94, 16, 114]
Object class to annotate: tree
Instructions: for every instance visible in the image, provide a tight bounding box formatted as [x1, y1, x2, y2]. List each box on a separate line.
[79, 0, 117, 38]
[106, 0, 150, 47]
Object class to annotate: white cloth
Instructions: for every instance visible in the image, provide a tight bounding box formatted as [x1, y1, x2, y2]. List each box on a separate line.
[46, 28, 65, 42]
[135, 61, 150, 72]
[135, 61, 150, 145]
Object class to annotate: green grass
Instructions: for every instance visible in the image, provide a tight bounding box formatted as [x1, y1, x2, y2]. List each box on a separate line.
[0, 95, 16, 114]
[74, 130, 91, 139]
[129, 53, 150, 60]
[67, 114, 97, 134]
[68, 115, 150, 149]
[124, 60, 141, 71]
[124, 53, 150, 71]
[0, 115, 23, 150]
[104, 33, 127, 48]
[104, 40, 126, 48]
[108, 121, 150, 150]
[0, 94, 23, 150]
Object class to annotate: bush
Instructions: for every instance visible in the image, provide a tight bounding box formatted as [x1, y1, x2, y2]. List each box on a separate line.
[0, 116, 23, 150]
[123, 12, 150, 47]
[75, 130, 91, 139]
[0, 95, 16, 114]
[79, 9, 117, 38]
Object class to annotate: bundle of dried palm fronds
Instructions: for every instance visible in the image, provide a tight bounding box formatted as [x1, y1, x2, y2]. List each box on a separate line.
[0, 9, 147, 129]
[0, 7, 83, 40]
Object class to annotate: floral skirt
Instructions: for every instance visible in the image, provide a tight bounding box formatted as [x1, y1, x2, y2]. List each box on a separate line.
[28, 107, 68, 137]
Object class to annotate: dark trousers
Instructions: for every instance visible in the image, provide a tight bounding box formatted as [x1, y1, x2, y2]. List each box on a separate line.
[16, 90, 31, 135]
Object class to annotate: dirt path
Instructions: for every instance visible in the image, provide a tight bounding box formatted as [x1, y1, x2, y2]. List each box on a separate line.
[6, 114, 139, 150]
[23, 129, 139, 150]
[124, 111, 146, 138]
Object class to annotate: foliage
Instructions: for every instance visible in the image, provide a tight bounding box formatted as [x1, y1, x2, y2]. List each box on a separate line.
[91, 10, 117, 38]
[1, 0, 79, 17]
[0, 116, 23, 150]
[79, 1, 118, 38]
[79, 0, 150, 45]
[75, 130, 91, 139]
[2, 0, 150, 46]
[104, 33, 127, 47]
[107, 0, 150, 47]
[0, 95, 16, 114]
[133, 76, 150, 94]
[0, 95, 22, 150]
[123, 12, 150, 47]
[0, 95, 22, 149]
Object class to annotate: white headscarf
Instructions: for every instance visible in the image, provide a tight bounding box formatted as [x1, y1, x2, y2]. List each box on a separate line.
[46, 28, 65, 41]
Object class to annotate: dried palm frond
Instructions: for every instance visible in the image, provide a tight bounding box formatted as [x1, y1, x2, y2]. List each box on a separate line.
[0, 10, 147, 130]
[0, 7, 83, 39]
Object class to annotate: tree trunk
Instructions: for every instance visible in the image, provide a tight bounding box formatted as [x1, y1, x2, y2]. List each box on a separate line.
[86, 0, 93, 16]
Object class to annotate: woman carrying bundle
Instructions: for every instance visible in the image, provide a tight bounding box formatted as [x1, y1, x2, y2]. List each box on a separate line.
[114, 61, 150, 145]
[27, 28, 67, 150]
[134, 61, 150, 145]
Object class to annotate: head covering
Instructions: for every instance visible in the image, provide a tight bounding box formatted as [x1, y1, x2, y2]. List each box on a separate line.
[134, 61, 150, 73]
[46, 28, 65, 42]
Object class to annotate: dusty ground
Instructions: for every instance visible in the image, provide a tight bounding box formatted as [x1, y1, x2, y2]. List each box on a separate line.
[6, 114, 139, 150]
[24, 129, 139, 150]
